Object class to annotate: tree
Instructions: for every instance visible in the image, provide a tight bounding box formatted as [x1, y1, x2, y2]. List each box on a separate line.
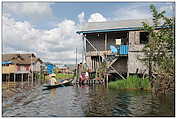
[141, 4, 175, 94]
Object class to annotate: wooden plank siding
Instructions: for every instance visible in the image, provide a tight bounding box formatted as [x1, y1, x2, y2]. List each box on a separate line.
[2, 64, 31, 74]
[2, 64, 17, 74]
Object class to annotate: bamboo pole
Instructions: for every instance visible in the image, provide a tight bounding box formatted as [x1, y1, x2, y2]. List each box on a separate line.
[82, 35, 84, 64]
[105, 33, 107, 51]
[31, 54, 33, 86]
[75, 48, 78, 83]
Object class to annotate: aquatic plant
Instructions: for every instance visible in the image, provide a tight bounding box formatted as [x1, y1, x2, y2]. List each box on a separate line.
[108, 76, 151, 90]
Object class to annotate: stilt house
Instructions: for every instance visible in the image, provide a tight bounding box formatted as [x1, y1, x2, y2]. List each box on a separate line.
[77, 19, 161, 78]
[2, 53, 42, 82]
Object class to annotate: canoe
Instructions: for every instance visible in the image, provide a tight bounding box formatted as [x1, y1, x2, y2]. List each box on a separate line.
[43, 79, 73, 90]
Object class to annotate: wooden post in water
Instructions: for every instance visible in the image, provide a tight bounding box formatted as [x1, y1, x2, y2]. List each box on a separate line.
[14, 73, 16, 83]
[8, 74, 10, 87]
[21, 73, 23, 88]
[106, 74, 109, 87]
[28, 73, 29, 86]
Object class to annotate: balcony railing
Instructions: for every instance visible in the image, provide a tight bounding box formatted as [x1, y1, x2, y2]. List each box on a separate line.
[118, 45, 128, 55]
[86, 50, 112, 56]
[86, 45, 129, 57]
[110, 45, 128, 55]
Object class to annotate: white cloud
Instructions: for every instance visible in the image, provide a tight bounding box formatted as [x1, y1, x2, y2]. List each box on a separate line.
[113, 6, 152, 20]
[88, 13, 107, 22]
[3, 2, 55, 22]
[2, 15, 82, 64]
[113, 3, 175, 20]
[78, 12, 85, 24]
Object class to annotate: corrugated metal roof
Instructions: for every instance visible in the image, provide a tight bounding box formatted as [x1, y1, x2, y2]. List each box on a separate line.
[77, 19, 154, 34]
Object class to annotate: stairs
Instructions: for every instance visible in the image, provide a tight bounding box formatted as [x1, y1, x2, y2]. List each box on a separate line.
[100, 54, 125, 79]
[85, 38, 125, 79]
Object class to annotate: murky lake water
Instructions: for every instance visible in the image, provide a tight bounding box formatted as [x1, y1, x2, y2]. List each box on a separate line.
[2, 84, 175, 117]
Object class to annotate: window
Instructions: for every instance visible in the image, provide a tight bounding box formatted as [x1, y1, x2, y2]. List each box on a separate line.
[115, 39, 121, 45]
[140, 32, 149, 44]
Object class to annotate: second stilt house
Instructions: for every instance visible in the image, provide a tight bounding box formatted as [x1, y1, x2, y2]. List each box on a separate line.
[2, 53, 43, 82]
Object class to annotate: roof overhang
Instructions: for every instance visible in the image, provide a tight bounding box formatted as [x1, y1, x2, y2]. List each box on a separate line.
[76, 26, 166, 34]
[2, 61, 13, 65]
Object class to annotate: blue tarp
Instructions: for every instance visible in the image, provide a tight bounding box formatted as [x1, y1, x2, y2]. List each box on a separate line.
[110, 45, 118, 53]
[47, 64, 55, 74]
[119, 45, 128, 55]
[110, 45, 128, 55]
[2, 61, 12, 65]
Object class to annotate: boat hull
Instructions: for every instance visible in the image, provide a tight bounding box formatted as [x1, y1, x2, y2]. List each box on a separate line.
[43, 79, 73, 90]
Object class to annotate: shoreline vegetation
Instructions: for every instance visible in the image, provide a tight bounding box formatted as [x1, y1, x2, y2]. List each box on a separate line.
[108, 76, 151, 90]
[45, 73, 74, 81]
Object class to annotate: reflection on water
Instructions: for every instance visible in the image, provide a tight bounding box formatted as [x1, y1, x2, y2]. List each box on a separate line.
[50, 89, 57, 97]
[2, 85, 175, 117]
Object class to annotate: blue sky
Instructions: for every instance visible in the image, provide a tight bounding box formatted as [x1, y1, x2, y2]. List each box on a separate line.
[2, 2, 175, 64]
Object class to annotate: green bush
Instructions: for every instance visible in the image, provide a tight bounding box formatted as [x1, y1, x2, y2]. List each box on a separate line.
[108, 76, 151, 90]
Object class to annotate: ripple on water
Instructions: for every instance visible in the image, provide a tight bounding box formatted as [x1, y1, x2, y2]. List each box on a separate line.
[2, 85, 175, 117]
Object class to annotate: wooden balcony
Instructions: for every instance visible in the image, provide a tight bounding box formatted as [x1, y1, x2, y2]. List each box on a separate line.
[86, 45, 129, 57]
[86, 50, 112, 57]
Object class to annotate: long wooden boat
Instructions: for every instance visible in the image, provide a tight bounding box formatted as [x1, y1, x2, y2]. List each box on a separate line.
[43, 79, 73, 90]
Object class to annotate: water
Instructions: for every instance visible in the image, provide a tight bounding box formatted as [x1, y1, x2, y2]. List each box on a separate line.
[2, 85, 175, 117]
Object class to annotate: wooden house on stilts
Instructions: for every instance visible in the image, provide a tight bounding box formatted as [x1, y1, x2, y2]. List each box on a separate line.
[2, 53, 43, 85]
[76, 19, 162, 81]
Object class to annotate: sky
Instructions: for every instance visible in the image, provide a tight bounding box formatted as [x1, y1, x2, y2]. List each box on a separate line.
[2, 2, 175, 64]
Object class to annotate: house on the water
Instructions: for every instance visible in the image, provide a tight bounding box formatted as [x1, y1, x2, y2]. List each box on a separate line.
[77, 19, 159, 79]
[2, 53, 43, 82]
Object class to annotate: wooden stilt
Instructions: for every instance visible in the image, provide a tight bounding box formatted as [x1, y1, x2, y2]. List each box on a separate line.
[8, 74, 10, 82]
[27, 73, 29, 86]
[5, 74, 7, 84]
[106, 74, 109, 87]
[31, 72, 33, 86]
[106, 74, 108, 83]
[35, 73, 37, 85]
[8, 74, 10, 88]
[14, 73, 16, 83]
[127, 72, 129, 78]
[21, 73, 23, 88]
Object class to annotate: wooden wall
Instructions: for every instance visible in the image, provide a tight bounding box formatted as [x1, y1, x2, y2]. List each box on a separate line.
[85, 30, 149, 74]
[85, 31, 128, 52]
[128, 31, 148, 74]
[2, 64, 16, 74]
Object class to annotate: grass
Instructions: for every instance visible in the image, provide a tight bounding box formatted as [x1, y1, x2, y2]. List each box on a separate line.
[56, 73, 74, 80]
[108, 76, 151, 90]
[44, 73, 74, 81]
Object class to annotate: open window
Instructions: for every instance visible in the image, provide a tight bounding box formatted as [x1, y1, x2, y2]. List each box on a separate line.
[140, 32, 149, 44]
